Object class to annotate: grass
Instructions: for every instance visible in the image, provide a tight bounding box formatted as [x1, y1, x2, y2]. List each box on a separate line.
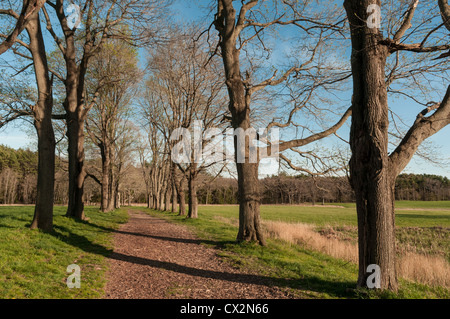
[200, 202, 450, 227]
[0, 201, 448, 299]
[0, 206, 128, 299]
[137, 201, 450, 299]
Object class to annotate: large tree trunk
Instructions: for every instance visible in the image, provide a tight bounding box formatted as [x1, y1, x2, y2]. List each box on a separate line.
[236, 161, 263, 244]
[27, 10, 55, 232]
[65, 115, 86, 220]
[229, 75, 265, 245]
[345, 0, 397, 291]
[31, 111, 56, 231]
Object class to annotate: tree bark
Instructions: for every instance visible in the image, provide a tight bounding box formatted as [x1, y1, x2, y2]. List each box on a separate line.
[171, 180, 178, 213]
[164, 186, 170, 211]
[177, 176, 186, 216]
[65, 114, 86, 220]
[100, 143, 110, 212]
[236, 161, 263, 244]
[107, 160, 116, 211]
[27, 10, 55, 232]
[344, 0, 397, 291]
[187, 168, 198, 219]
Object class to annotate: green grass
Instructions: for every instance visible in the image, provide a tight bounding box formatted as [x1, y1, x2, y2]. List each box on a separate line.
[0, 201, 448, 299]
[0, 206, 128, 299]
[327, 201, 450, 209]
[195, 202, 450, 228]
[136, 201, 450, 299]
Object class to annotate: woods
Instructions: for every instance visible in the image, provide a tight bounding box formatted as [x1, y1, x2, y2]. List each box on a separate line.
[0, 0, 449, 295]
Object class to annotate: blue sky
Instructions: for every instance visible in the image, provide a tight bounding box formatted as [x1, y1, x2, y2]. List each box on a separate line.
[1, 0, 449, 178]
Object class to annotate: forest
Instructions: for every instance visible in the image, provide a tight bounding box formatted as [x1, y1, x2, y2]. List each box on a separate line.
[0, 0, 449, 294]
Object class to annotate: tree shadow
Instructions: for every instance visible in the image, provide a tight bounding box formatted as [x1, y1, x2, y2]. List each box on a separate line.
[107, 249, 356, 298]
[111, 229, 236, 248]
[51, 221, 356, 298]
[52, 224, 113, 257]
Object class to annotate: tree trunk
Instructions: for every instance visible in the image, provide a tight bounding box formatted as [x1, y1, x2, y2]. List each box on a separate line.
[187, 170, 198, 219]
[178, 179, 186, 216]
[27, 10, 55, 232]
[65, 116, 86, 220]
[171, 181, 177, 213]
[100, 144, 110, 212]
[107, 157, 115, 211]
[229, 76, 265, 245]
[236, 161, 264, 244]
[115, 189, 120, 209]
[164, 187, 170, 211]
[158, 189, 164, 211]
[345, 0, 397, 291]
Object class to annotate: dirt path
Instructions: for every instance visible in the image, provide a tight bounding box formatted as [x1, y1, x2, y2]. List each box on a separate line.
[104, 210, 293, 299]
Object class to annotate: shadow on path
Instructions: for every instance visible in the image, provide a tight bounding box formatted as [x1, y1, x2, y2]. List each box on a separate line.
[52, 212, 356, 298]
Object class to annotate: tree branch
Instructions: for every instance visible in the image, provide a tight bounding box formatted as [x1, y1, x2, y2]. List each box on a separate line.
[393, 0, 419, 42]
[0, 0, 47, 55]
[389, 85, 450, 177]
[276, 106, 352, 153]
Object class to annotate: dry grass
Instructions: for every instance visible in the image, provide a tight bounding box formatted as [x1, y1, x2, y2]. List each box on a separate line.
[263, 220, 358, 264]
[262, 220, 450, 288]
[398, 252, 450, 288]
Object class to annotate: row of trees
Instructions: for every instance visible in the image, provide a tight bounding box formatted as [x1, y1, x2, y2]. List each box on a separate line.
[0, 0, 170, 230]
[1, 0, 449, 292]
[3, 141, 449, 204]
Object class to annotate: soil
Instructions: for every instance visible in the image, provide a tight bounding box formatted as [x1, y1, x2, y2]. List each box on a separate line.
[104, 210, 294, 299]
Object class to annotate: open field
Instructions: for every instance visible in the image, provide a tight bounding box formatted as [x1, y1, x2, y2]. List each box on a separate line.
[0, 202, 448, 299]
[198, 202, 450, 227]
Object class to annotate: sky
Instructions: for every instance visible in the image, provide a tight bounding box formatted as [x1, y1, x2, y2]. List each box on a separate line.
[0, 0, 449, 178]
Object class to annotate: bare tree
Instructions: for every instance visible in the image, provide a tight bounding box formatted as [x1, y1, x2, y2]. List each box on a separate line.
[143, 29, 227, 218]
[344, 0, 450, 291]
[42, 0, 170, 220]
[212, 0, 350, 245]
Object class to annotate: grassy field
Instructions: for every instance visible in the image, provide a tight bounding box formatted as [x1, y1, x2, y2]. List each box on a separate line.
[199, 202, 450, 227]
[0, 201, 448, 299]
[0, 206, 128, 298]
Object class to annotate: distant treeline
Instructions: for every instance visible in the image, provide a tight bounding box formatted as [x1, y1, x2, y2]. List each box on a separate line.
[197, 173, 450, 204]
[0, 144, 38, 204]
[1, 144, 449, 204]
